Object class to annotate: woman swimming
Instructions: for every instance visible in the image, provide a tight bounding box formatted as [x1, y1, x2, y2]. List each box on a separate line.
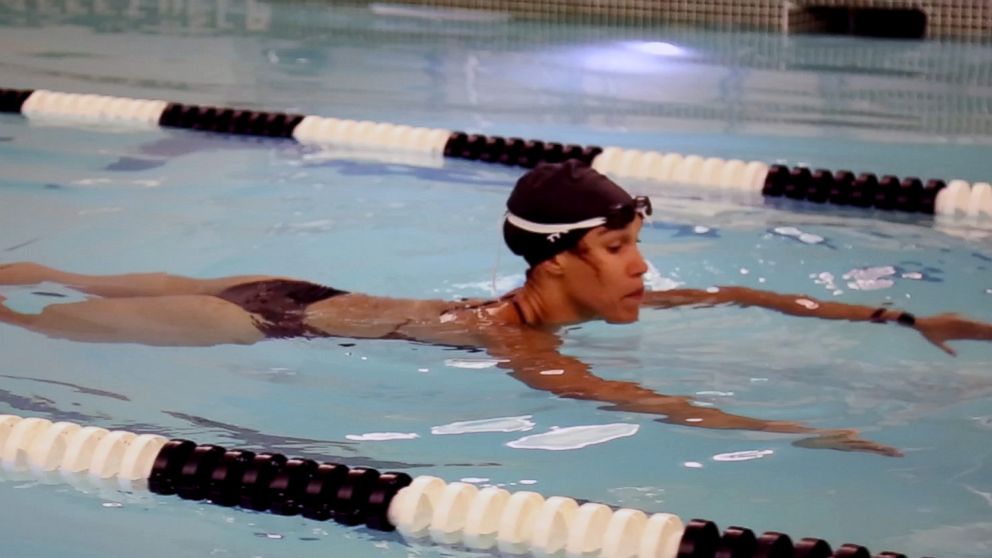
[3, 161, 991, 456]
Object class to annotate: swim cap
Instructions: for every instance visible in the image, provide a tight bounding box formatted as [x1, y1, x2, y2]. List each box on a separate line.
[503, 160, 638, 266]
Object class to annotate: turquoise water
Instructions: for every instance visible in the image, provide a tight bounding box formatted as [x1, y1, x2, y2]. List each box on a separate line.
[2, 1, 992, 557]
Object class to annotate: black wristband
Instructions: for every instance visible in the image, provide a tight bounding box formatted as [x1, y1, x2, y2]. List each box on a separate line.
[896, 312, 916, 326]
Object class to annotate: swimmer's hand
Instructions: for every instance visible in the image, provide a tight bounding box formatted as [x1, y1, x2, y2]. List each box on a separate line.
[0, 262, 53, 285]
[0, 293, 21, 324]
[912, 313, 992, 356]
[793, 429, 903, 457]
[0, 293, 34, 327]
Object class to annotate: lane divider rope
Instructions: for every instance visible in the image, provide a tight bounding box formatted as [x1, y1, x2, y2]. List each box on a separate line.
[1, 86, 989, 218]
[0, 414, 926, 558]
[18, 89, 168, 127]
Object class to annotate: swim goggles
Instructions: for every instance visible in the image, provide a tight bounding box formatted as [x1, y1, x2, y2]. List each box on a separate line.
[505, 196, 652, 235]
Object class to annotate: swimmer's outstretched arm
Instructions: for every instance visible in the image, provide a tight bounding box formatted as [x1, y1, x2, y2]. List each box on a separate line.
[0, 262, 281, 298]
[485, 331, 901, 457]
[644, 286, 992, 355]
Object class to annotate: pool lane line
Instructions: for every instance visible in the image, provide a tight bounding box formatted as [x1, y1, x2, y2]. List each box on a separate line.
[0, 414, 925, 558]
[2, 86, 990, 219]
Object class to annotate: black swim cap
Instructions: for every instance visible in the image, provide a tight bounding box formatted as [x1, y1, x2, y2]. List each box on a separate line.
[503, 160, 635, 266]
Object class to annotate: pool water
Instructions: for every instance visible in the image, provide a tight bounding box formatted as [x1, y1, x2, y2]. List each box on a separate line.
[2, 2, 992, 558]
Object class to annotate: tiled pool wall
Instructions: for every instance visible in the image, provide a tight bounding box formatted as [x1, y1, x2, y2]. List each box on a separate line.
[369, 0, 990, 41]
[0, 0, 988, 39]
[354, 0, 992, 138]
[2, 0, 990, 139]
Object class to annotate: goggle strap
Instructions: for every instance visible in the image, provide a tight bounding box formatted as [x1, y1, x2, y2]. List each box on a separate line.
[504, 212, 608, 235]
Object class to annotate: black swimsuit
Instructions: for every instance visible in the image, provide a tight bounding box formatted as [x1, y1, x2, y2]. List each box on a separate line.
[216, 279, 348, 338]
[216, 280, 526, 340]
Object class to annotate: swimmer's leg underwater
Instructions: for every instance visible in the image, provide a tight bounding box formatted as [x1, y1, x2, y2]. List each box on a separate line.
[0, 293, 265, 346]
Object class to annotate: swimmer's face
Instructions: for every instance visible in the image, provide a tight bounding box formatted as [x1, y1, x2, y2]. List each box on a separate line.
[559, 217, 648, 323]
